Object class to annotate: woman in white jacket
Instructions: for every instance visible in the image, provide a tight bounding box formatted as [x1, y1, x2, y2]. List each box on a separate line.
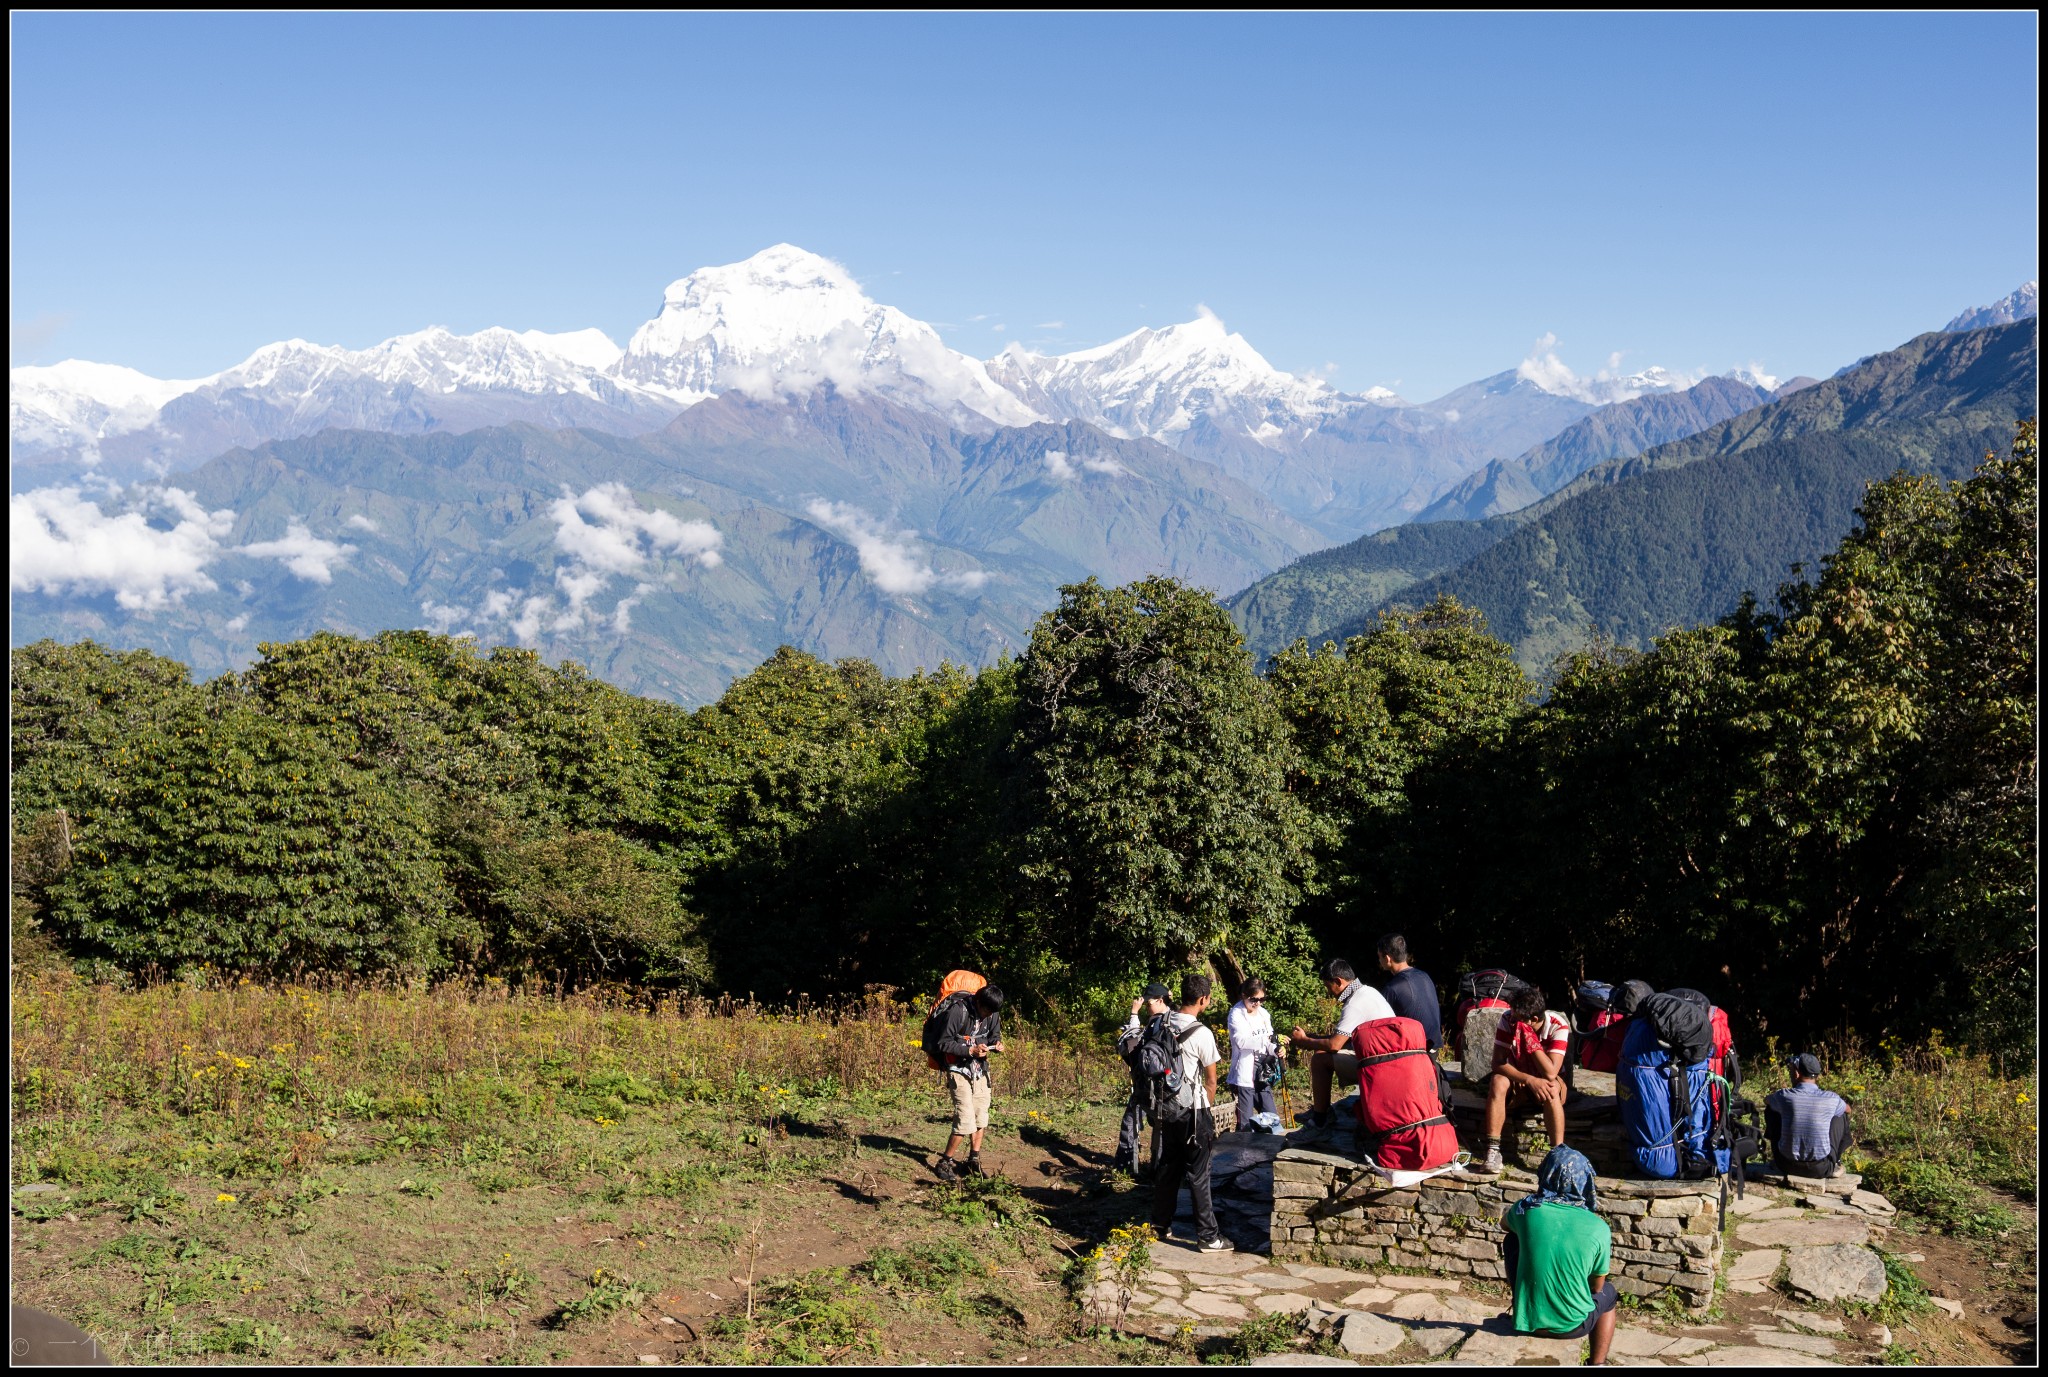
[1226, 978, 1279, 1128]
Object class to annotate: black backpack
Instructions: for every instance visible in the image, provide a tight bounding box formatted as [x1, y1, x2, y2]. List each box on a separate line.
[1124, 1014, 1203, 1127]
[920, 992, 976, 1067]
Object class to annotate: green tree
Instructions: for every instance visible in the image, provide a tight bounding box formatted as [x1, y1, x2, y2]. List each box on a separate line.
[1012, 577, 1311, 1001]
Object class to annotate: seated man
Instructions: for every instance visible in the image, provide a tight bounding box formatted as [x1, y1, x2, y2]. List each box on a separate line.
[1478, 984, 1569, 1174]
[1288, 958, 1395, 1134]
[1765, 1053, 1852, 1179]
[1503, 1145, 1618, 1367]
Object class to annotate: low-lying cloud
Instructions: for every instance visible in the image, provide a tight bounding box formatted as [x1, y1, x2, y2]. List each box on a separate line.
[1043, 449, 1129, 482]
[804, 499, 987, 595]
[10, 484, 235, 610]
[242, 522, 357, 584]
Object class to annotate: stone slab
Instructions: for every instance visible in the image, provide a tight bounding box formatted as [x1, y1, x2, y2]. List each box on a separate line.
[1150, 1243, 1263, 1275]
[1182, 1292, 1251, 1319]
[1336, 1310, 1406, 1356]
[1735, 1217, 1869, 1248]
[1284, 1264, 1368, 1284]
[1379, 1276, 1463, 1291]
[1725, 1247, 1783, 1281]
[1773, 1310, 1847, 1335]
[1239, 1270, 1317, 1289]
[1678, 1345, 1836, 1366]
[1609, 1328, 1677, 1357]
[1754, 1330, 1839, 1356]
[1253, 1293, 1317, 1315]
[1784, 1243, 1885, 1304]
[1248, 1356, 1360, 1367]
[1339, 1286, 1396, 1308]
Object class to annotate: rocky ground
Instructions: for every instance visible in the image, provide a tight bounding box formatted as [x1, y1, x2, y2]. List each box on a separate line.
[1091, 1128, 1976, 1366]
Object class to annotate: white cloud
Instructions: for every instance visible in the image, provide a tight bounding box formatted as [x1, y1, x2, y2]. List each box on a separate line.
[527, 484, 722, 635]
[804, 499, 984, 595]
[1043, 448, 1126, 482]
[611, 582, 656, 633]
[241, 522, 357, 584]
[1034, 320, 1065, 330]
[10, 484, 235, 610]
[345, 513, 380, 533]
[224, 614, 250, 633]
[419, 601, 468, 634]
[509, 594, 551, 647]
[1515, 332, 1580, 395]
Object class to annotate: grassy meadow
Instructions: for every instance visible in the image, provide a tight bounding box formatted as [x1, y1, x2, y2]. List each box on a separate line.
[9, 973, 2038, 1365]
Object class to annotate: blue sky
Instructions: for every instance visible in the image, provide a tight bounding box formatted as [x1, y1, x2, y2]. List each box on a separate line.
[11, 12, 2037, 400]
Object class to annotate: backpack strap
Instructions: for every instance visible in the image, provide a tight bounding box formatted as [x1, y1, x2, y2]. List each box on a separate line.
[1357, 1047, 1429, 1067]
[1364, 1113, 1452, 1146]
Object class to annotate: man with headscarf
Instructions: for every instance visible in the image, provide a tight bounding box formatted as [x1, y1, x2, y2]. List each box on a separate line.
[1502, 1145, 1618, 1365]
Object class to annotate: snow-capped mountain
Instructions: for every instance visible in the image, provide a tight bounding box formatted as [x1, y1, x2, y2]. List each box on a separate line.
[9, 243, 1749, 536]
[619, 244, 1040, 428]
[1944, 281, 2038, 333]
[984, 307, 1399, 450]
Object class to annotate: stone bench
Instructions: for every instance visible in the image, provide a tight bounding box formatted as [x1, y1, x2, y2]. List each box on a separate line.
[1270, 1150, 1723, 1310]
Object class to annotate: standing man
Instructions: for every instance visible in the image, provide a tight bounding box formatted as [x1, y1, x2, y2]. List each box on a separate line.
[1151, 973, 1233, 1252]
[1112, 982, 1173, 1177]
[1288, 958, 1396, 1135]
[1376, 934, 1442, 1050]
[932, 985, 1006, 1182]
[1765, 1053, 1853, 1179]
[1478, 984, 1569, 1173]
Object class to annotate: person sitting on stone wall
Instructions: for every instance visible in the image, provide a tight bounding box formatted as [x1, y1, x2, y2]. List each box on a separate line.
[1765, 1052, 1853, 1179]
[1287, 958, 1395, 1137]
[1503, 1144, 1618, 1366]
[1477, 983, 1570, 1173]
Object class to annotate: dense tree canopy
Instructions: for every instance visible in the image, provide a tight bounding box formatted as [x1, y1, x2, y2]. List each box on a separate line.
[10, 426, 2035, 1055]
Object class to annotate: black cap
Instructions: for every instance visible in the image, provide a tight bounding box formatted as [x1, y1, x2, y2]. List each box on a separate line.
[1143, 983, 1171, 1003]
[1790, 1052, 1822, 1079]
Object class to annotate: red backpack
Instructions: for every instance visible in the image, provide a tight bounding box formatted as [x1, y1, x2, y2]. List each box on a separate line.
[1351, 1016, 1459, 1171]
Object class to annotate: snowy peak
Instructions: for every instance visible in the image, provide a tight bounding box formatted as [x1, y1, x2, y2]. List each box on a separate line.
[985, 307, 1396, 451]
[1944, 281, 2038, 333]
[617, 244, 1040, 427]
[1511, 333, 1698, 406]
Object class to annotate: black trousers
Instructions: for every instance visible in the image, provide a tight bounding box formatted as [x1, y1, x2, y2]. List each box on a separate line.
[1150, 1108, 1220, 1244]
[1114, 1087, 1147, 1173]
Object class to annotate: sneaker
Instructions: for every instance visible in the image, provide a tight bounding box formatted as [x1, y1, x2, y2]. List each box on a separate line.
[1293, 1108, 1331, 1129]
[1198, 1236, 1235, 1253]
[933, 1156, 959, 1183]
[1477, 1146, 1504, 1174]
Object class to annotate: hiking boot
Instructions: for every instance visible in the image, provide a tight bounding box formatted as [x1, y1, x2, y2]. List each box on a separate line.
[933, 1155, 959, 1183]
[1198, 1236, 1235, 1253]
[1293, 1108, 1330, 1129]
[962, 1154, 985, 1177]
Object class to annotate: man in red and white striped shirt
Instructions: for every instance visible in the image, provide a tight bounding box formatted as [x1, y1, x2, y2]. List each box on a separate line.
[1476, 984, 1570, 1174]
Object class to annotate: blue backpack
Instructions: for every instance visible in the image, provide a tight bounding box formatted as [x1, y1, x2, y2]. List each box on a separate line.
[1616, 993, 1727, 1180]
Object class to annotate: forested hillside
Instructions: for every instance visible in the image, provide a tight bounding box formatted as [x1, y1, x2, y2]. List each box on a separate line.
[1230, 320, 2037, 666]
[11, 426, 2036, 1057]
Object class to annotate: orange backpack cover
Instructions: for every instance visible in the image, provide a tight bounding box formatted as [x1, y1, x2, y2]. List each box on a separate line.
[925, 971, 987, 1069]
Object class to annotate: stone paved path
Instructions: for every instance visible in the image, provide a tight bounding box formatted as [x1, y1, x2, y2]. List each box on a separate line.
[1094, 1132, 1905, 1365]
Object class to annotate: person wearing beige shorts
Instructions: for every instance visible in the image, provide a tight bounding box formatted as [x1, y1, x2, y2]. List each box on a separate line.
[945, 1069, 993, 1136]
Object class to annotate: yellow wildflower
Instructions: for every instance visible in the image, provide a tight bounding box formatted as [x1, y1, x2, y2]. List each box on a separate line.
[217, 1193, 238, 1203]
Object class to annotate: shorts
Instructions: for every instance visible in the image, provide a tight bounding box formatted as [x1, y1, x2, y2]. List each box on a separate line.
[1544, 1279, 1619, 1339]
[944, 1071, 992, 1136]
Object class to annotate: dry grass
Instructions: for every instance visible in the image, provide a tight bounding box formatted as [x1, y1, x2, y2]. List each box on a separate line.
[10, 973, 1125, 1138]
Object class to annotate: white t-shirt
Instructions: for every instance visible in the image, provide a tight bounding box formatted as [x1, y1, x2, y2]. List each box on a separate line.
[1227, 1000, 1276, 1088]
[1166, 1011, 1220, 1110]
[1333, 980, 1396, 1041]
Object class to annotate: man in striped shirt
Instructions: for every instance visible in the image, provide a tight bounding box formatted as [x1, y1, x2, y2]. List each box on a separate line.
[1766, 1054, 1853, 1178]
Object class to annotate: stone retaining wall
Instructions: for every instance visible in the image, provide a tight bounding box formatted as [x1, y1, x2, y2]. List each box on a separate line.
[1270, 1150, 1723, 1309]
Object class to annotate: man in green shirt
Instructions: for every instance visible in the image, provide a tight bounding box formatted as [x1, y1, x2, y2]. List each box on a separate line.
[1501, 1145, 1617, 1364]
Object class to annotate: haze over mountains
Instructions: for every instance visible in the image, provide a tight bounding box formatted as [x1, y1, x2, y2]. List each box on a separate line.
[10, 249, 2038, 703]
